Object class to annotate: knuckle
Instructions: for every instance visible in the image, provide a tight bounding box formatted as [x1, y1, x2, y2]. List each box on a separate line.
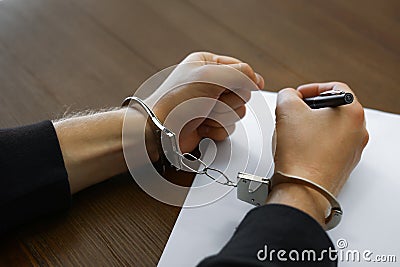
[363, 130, 370, 147]
[216, 129, 228, 141]
[235, 88, 251, 103]
[188, 52, 199, 57]
[279, 87, 295, 95]
[189, 51, 206, 58]
[242, 91, 251, 103]
[207, 119, 221, 127]
[238, 106, 246, 118]
[333, 81, 353, 92]
[277, 88, 299, 106]
[333, 81, 348, 87]
[349, 103, 365, 123]
[185, 52, 201, 61]
[240, 62, 251, 71]
[240, 63, 255, 77]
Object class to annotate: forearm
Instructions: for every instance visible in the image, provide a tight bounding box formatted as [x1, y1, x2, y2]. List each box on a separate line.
[53, 109, 127, 194]
[54, 108, 157, 194]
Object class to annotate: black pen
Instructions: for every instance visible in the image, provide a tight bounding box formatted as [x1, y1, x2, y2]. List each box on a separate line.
[303, 90, 354, 109]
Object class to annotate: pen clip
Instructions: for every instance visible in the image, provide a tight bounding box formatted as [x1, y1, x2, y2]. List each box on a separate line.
[319, 90, 345, 96]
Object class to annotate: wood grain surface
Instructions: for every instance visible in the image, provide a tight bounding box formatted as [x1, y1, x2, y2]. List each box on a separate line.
[0, 0, 399, 266]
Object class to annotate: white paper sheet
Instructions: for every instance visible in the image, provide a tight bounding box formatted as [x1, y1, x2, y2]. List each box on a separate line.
[158, 92, 400, 266]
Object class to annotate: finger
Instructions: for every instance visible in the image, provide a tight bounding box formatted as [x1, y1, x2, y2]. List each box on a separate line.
[298, 82, 364, 124]
[297, 81, 361, 111]
[362, 130, 369, 149]
[184, 52, 263, 89]
[210, 54, 264, 89]
[276, 88, 308, 115]
[213, 54, 243, 65]
[228, 62, 263, 89]
[202, 119, 223, 128]
[297, 82, 354, 98]
[188, 52, 243, 65]
[214, 90, 250, 113]
[203, 106, 246, 127]
[255, 73, 265, 89]
[198, 124, 236, 141]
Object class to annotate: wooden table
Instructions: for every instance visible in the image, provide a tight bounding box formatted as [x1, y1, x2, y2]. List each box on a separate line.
[0, 0, 399, 266]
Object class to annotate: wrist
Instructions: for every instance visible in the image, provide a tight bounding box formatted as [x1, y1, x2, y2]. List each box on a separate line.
[266, 183, 330, 226]
[275, 162, 340, 196]
[122, 106, 160, 163]
[144, 119, 161, 163]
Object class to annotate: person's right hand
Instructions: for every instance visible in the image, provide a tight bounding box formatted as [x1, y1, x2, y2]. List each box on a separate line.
[267, 82, 369, 225]
[274, 82, 369, 196]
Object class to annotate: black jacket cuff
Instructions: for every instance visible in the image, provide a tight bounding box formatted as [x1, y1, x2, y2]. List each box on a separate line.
[0, 121, 71, 234]
[199, 204, 336, 266]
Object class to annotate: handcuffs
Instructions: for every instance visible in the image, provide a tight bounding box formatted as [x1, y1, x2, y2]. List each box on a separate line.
[122, 96, 343, 230]
[236, 172, 342, 230]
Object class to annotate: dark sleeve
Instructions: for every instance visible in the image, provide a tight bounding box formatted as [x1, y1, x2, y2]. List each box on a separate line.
[0, 121, 71, 235]
[198, 204, 337, 267]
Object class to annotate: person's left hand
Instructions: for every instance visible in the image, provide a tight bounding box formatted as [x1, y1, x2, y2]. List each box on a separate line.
[146, 52, 264, 154]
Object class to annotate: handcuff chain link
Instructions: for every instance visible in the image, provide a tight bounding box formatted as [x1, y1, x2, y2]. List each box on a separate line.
[179, 153, 237, 187]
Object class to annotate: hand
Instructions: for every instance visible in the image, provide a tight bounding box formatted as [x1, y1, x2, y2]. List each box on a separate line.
[146, 52, 264, 154]
[56, 52, 263, 194]
[268, 82, 369, 224]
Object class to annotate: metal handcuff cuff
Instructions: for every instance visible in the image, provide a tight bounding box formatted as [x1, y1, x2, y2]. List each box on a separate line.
[122, 96, 236, 187]
[122, 96, 343, 230]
